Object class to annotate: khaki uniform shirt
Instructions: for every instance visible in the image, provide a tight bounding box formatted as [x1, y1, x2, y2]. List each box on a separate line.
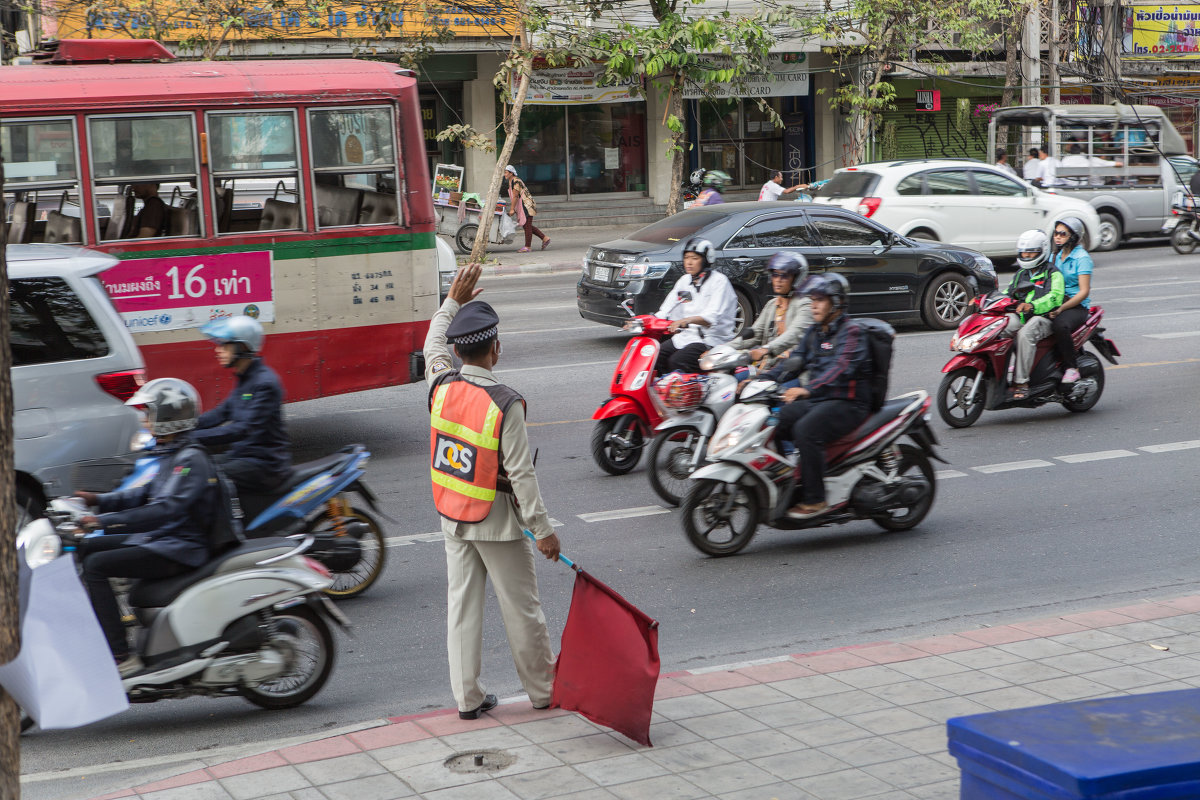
[423, 298, 554, 542]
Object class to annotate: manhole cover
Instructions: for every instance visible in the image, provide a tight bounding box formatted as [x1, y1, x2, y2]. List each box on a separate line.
[444, 749, 517, 774]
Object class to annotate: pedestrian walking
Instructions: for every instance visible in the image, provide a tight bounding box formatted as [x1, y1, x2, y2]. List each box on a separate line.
[504, 165, 549, 253]
[422, 262, 562, 719]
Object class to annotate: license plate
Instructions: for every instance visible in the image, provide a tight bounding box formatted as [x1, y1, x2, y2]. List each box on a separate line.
[592, 266, 611, 282]
[1163, 218, 1180, 233]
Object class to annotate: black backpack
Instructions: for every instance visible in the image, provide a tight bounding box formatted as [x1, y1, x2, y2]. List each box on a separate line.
[181, 444, 245, 554]
[852, 318, 895, 412]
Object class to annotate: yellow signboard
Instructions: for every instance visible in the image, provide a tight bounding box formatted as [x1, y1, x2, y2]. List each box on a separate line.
[1126, 5, 1200, 58]
[56, 1, 514, 42]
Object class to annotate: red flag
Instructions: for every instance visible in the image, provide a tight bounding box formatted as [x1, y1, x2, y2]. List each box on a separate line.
[551, 569, 660, 747]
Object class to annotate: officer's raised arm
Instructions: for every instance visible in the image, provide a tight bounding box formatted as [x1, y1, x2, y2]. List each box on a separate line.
[424, 263, 484, 383]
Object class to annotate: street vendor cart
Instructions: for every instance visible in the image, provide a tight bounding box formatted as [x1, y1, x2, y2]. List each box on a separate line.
[434, 196, 518, 254]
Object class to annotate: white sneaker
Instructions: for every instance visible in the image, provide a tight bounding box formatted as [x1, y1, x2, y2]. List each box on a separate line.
[1062, 368, 1082, 383]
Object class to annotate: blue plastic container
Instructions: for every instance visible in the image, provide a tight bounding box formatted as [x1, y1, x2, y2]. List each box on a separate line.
[947, 689, 1200, 799]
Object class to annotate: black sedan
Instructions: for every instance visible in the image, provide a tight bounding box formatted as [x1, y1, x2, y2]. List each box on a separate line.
[576, 201, 998, 331]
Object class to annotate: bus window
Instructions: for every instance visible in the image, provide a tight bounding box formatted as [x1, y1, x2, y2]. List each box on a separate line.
[88, 114, 200, 240]
[1, 117, 84, 245]
[308, 107, 400, 228]
[207, 110, 303, 233]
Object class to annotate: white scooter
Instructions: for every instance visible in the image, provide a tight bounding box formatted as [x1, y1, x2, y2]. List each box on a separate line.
[18, 499, 348, 726]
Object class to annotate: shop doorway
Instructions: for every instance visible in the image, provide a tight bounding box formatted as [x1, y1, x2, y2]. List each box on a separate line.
[690, 96, 808, 188]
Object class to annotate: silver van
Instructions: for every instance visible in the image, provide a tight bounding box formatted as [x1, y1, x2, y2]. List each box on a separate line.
[10, 244, 145, 523]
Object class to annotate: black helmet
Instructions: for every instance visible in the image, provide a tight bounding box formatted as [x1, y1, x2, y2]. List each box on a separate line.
[681, 237, 716, 269]
[1054, 216, 1086, 250]
[800, 272, 850, 310]
[125, 377, 201, 436]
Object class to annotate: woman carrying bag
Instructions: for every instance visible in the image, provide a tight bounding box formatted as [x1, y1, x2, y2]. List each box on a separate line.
[504, 165, 550, 253]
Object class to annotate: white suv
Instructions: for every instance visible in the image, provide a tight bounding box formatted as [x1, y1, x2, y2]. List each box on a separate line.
[10, 244, 145, 524]
[812, 160, 1102, 258]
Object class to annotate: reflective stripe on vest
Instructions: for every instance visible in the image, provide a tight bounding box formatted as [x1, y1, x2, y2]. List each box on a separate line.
[429, 379, 506, 523]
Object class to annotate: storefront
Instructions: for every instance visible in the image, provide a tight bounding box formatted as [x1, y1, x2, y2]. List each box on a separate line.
[876, 79, 1002, 162]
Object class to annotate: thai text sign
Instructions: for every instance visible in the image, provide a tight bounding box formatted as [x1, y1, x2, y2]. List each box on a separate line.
[522, 64, 643, 105]
[1125, 5, 1200, 58]
[101, 251, 275, 333]
[58, 2, 514, 41]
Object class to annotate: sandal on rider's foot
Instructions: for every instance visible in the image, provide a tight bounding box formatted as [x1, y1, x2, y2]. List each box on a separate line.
[787, 501, 828, 518]
[1010, 385, 1030, 401]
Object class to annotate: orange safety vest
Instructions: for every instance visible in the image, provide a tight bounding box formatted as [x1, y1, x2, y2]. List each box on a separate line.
[428, 372, 523, 523]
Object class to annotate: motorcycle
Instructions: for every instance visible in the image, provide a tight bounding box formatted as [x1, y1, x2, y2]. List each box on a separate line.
[17, 505, 347, 729]
[681, 168, 706, 209]
[647, 344, 745, 506]
[1164, 195, 1200, 255]
[936, 292, 1121, 428]
[112, 443, 386, 598]
[680, 384, 942, 556]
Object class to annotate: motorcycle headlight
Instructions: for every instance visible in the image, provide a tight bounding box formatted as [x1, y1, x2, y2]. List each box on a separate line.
[708, 407, 765, 458]
[18, 519, 61, 569]
[951, 318, 1006, 353]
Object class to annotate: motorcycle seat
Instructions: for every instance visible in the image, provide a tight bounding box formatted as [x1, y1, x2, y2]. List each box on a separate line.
[237, 451, 359, 521]
[128, 537, 297, 608]
[826, 398, 912, 462]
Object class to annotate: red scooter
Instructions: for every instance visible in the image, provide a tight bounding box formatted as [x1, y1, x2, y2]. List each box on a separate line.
[591, 312, 673, 474]
[936, 292, 1121, 428]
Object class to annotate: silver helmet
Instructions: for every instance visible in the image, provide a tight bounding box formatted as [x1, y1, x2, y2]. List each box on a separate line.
[126, 378, 202, 436]
[1016, 229, 1050, 270]
[200, 315, 264, 357]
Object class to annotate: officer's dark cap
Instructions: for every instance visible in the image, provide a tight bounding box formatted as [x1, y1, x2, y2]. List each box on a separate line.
[445, 301, 500, 344]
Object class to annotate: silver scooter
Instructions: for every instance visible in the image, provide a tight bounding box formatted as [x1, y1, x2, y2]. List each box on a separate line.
[646, 344, 747, 506]
[18, 500, 348, 726]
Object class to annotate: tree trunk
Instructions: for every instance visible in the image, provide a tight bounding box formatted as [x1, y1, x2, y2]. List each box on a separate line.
[0, 136, 23, 800]
[469, 11, 534, 263]
[665, 75, 685, 216]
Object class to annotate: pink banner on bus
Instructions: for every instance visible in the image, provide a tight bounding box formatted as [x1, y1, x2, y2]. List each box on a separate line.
[101, 251, 275, 333]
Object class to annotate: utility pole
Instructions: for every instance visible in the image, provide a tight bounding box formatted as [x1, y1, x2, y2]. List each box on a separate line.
[1095, 0, 1123, 103]
[1021, 0, 1043, 105]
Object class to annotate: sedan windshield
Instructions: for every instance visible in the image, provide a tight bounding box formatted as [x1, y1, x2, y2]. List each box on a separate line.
[628, 208, 725, 244]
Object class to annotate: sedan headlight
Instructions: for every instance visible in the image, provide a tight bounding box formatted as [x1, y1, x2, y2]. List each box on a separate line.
[951, 318, 1006, 353]
[972, 254, 996, 278]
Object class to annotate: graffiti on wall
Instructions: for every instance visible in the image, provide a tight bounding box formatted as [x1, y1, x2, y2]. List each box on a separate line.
[885, 111, 990, 161]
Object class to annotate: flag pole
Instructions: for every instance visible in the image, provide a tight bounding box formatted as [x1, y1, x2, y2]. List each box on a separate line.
[523, 529, 578, 571]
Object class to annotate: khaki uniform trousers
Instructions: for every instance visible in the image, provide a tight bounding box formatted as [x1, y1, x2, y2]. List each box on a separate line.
[445, 535, 554, 712]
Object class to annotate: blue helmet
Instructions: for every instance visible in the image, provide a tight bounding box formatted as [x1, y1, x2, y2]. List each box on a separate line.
[200, 315, 264, 356]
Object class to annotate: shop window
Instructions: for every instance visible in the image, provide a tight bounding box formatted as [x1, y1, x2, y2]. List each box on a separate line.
[696, 97, 789, 188]
[208, 110, 302, 233]
[2, 117, 84, 245]
[308, 106, 400, 227]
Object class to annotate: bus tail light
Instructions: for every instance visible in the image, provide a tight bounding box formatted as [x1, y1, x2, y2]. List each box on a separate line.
[857, 197, 882, 218]
[95, 369, 146, 402]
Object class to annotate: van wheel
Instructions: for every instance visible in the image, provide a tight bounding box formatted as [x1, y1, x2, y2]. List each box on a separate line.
[1095, 213, 1122, 252]
[908, 229, 938, 242]
[922, 273, 972, 330]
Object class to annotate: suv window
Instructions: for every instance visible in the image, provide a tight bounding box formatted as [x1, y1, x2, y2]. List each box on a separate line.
[815, 171, 881, 198]
[10, 277, 109, 366]
[809, 214, 885, 247]
[896, 175, 924, 196]
[924, 170, 972, 195]
[628, 208, 724, 244]
[729, 215, 816, 249]
[973, 171, 1026, 197]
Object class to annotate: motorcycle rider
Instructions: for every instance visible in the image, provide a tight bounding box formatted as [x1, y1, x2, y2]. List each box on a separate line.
[651, 237, 739, 374]
[1005, 229, 1065, 401]
[191, 315, 292, 492]
[74, 379, 222, 677]
[723, 252, 813, 370]
[695, 170, 731, 206]
[1047, 217, 1093, 385]
[763, 273, 873, 518]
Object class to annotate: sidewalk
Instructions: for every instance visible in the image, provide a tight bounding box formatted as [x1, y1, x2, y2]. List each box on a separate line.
[459, 224, 635, 277]
[57, 594, 1200, 800]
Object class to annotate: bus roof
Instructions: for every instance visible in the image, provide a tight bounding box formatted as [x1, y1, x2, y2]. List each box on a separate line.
[0, 60, 418, 113]
[992, 103, 1188, 155]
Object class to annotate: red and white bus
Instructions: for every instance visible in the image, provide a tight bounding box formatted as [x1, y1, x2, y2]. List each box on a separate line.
[2, 47, 438, 406]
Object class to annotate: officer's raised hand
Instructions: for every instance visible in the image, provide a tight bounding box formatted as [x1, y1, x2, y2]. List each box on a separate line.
[450, 263, 484, 305]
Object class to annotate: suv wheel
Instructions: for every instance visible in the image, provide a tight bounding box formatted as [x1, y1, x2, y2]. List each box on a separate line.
[922, 273, 972, 330]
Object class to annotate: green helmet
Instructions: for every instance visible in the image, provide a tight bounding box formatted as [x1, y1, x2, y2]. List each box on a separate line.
[703, 170, 731, 189]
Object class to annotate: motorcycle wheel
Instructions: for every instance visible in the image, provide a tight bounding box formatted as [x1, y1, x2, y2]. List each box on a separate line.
[937, 367, 986, 428]
[591, 415, 644, 475]
[238, 606, 334, 710]
[1062, 355, 1105, 413]
[681, 478, 759, 557]
[647, 428, 703, 507]
[314, 506, 387, 599]
[1171, 224, 1198, 255]
[872, 444, 937, 532]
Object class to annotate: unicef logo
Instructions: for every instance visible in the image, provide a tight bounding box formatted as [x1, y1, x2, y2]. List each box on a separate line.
[243, 304, 260, 319]
[159, 314, 171, 325]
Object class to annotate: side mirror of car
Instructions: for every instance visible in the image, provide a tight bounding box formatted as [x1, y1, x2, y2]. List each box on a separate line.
[873, 231, 899, 255]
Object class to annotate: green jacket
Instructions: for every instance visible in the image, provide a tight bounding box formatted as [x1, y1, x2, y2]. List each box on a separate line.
[1005, 264, 1064, 321]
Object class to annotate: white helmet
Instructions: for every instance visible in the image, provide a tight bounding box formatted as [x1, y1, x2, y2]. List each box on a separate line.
[1016, 229, 1050, 270]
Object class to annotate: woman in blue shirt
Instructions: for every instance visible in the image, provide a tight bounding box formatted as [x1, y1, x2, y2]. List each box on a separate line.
[1047, 217, 1093, 384]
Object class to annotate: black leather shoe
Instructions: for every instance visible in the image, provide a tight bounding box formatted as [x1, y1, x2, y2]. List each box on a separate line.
[459, 694, 498, 720]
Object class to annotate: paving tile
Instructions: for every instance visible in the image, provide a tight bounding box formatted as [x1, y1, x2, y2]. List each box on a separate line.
[981, 661, 1068, 684]
[296, 753, 385, 786]
[508, 715, 605, 744]
[684, 761, 780, 795]
[369, 738, 457, 772]
[650, 694, 733, 721]
[423, 782, 522, 800]
[780, 718, 873, 747]
[905, 696, 993, 724]
[1025, 675, 1115, 701]
[141, 784, 234, 800]
[1141, 655, 1200, 680]
[735, 660, 817, 683]
[818, 737, 919, 767]
[907, 779, 960, 800]
[1084, 665, 1176, 690]
[994, 638, 1077, 660]
[862, 754, 959, 789]
[1048, 629, 1141, 651]
[1159, 596, 1200, 613]
[712, 729, 808, 760]
[851, 644, 931, 665]
[924, 671, 1012, 695]
[805, 689, 897, 716]
[903, 634, 985, 656]
[288, 788, 331, 800]
[540, 732, 637, 764]
[772, 674, 857, 700]
[646, 720, 703, 748]
[792, 767, 895, 799]
[498, 765, 599, 800]
[1092, 643, 1174, 666]
[208, 753, 289, 779]
[643, 740, 740, 772]
[718, 781, 819, 800]
[887, 656, 970, 680]
[653, 677, 697, 701]
[93, 792, 137, 800]
[607, 774, 709, 800]
[574, 752, 670, 786]
[752, 749, 850, 780]
[490, 706, 574, 727]
[1008, 618, 1089, 637]
[1148, 615, 1200, 635]
[794, 651, 877, 673]
[956, 626, 1037, 646]
[415, 713, 503, 737]
[279, 737, 361, 764]
[940, 648, 1024, 670]
[439, 725, 535, 752]
[884, 725, 950, 755]
[1100, 621, 1184, 642]
[1143, 635, 1200, 654]
[491, 744, 568, 777]
[705, 682, 794, 709]
[965, 686, 1055, 711]
[219, 766, 312, 800]
[554, 790, 620, 800]
[842, 706, 932, 735]
[1125, 681, 1194, 695]
[135, 769, 213, 793]
[675, 709, 767, 739]
[1061, 610, 1139, 628]
[1036, 651, 1123, 675]
[675, 670, 759, 692]
[318, 773, 416, 800]
[863, 679, 954, 706]
[829, 665, 911, 689]
[392, 759, 491, 794]
[742, 699, 831, 728]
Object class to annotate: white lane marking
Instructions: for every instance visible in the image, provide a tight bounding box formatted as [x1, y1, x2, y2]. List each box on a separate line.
[1055, 450, 1138, 464]
[1140, 440, 1200, 453]
[497, 360, 612, 374]
[1145, 331, 1200, 339]
[577, 505, 671, 523]
[1108, 309, 1200, 323]
[288, 406, 386, 420]
[1122, 294, 1200, 304]
[972, 459, 1055, 474]
[505, 325, 601, 336]
[936, 470, 969, 479]
[1095, 278, 1200, 291]
[385, 518, 565, 547]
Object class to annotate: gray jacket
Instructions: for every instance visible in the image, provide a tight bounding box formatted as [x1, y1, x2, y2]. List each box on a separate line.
[729, 295, 813, 367]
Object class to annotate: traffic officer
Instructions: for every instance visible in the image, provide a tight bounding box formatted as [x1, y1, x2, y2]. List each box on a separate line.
[191, 315, 292, 492]
[423, 263, 562, 720]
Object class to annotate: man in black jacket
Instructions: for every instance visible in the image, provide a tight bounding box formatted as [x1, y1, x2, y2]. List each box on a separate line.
[762, 273, 872, 518]
[192, 315, 292, 492]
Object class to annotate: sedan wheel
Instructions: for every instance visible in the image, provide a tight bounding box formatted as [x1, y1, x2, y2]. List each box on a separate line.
[922, 273, 972, 330]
